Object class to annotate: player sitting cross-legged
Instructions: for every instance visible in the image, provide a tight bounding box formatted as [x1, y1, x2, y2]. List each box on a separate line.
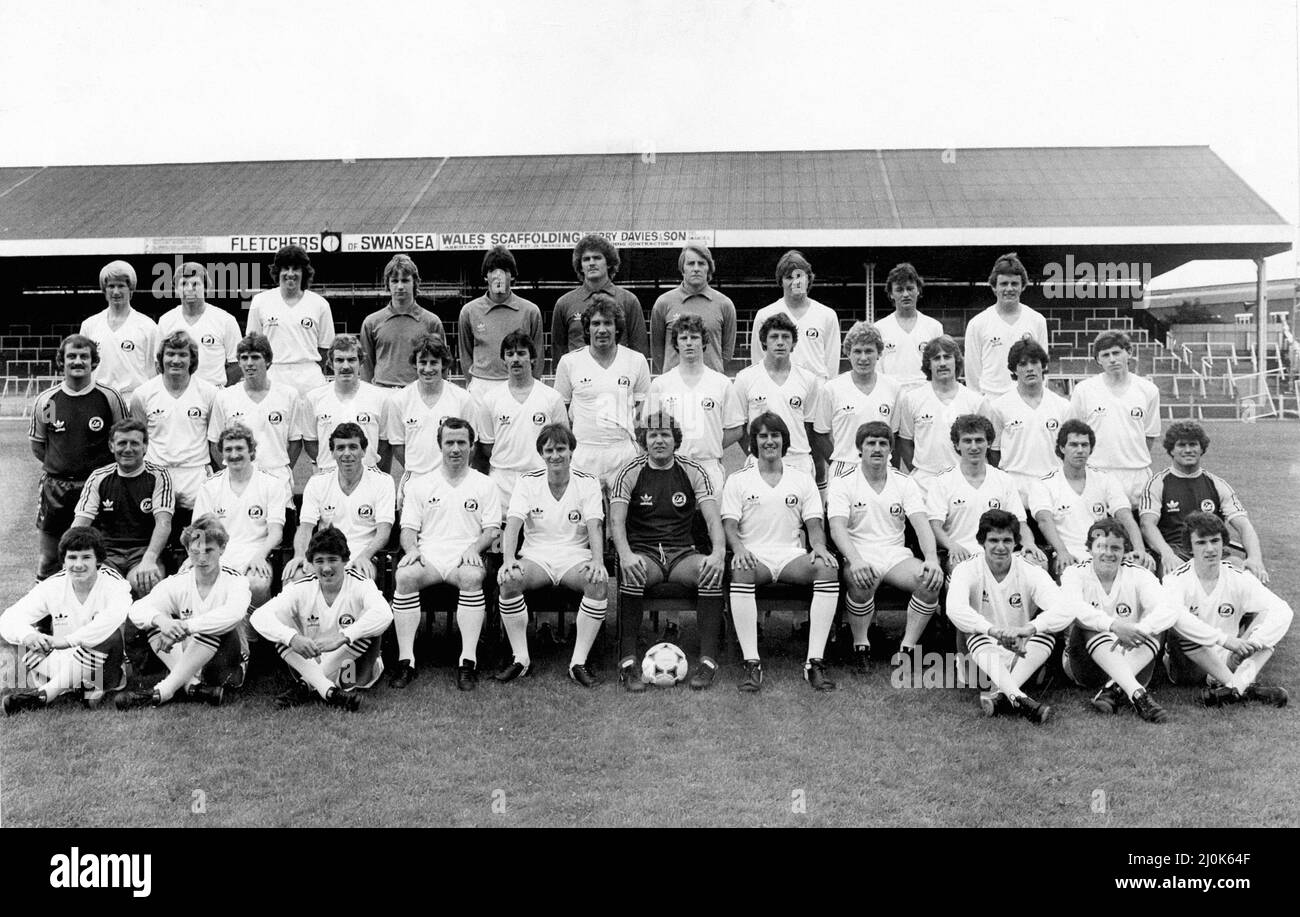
[115, 514, 251, 710]
[1164, 512, 1292, 708]
[388, 417, 501, 691]
[1058, 519, 1179, 724]
[1, 527, 131, 715]
[609, 411, 727, 692]
[946, 509, 1094, 724]
[723, 411, 840, 693]
[826, 421, 943, 676]
[495, 423, 608, 687]
[250, 526, 394, 712]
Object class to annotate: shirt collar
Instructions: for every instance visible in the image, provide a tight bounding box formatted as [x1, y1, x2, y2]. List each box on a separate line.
[676, 283, 713, 301]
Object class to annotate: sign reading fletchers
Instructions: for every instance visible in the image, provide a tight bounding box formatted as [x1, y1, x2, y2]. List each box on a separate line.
[341, 229, 714, 252]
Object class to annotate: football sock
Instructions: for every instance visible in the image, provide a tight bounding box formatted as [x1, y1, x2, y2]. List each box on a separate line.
[320, 640, 369, 688]
[1181, 645, 1238, 687]
[618, 583, 644, 661]
[698, 586, 724, 661]
[902, 595, 938, 648]
[1228, 648, 1272, 693]
[846, 595, 875, 646]
[457, 589, 486, 666]
[392, 591, 421, 665]
[499, 593, 530, 667]
[155, 638, 218, 703]
[806, 581, 839, 661]
[570, 597, 607, 667]
[281, 649, 335, 699]
[1086, 632, 1155, 698]
[968, 635, 1023, 699]
[730, 581, 759, 660]
[1010, 633, 1056, 687]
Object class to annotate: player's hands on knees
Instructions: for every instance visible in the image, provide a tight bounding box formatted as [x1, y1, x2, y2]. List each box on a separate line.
[918, 560, 944, 593]
[581, 561, 607, 585]
[810, 546, 838, 568]
[698, 553, 725, 590]
[731, 549, 758, 572]
[283, 556, 309, 581]
[946, 546, 972, 571]
[1160, 550, 1181, 576]
[1109, 619, 1143, 648]
[131, 559, 163, 593]
[846, 560, 877, 591]
[245, 559, 273, 581]
[1244, 558, 1269, 585]
[22, 632, 53, 654]
[1050, 553, 1072, 578]
[1022, 544, 1047, 567]
[498, 559, 523, 587]
[345, 558, 374, 579]
[289, 634, 321, 658]
[396, 552, 423, 570]
[460, 549, 483, 569]
[1125, 550, 1156, 573]
[620, 552, 647, 588]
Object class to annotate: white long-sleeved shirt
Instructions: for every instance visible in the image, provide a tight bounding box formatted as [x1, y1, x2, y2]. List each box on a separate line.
[1058, 560, 1178, 635]
[0, 567, 132, 648]
[128, 566, 250, 636]
[1165, 561, 1293, 649]
[946, 554, 1089, 636]
[250, 570, 393, 647]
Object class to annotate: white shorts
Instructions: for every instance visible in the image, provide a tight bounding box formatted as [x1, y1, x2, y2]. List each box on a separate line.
[419, 542, 475, 580]
[685, 457, 725, 493]
[269, 363, 327, 399]
[848, 541, 916, 578]
[909, 467, 942, 495]
[490, 466, 523, 516]
[169, 464, 211, 510]
[572, 440, 639, 490]
[747, 544, 808, 583]
[520, 546, 594, 586]
[1098, 466, 1152, 506]
[1005, 471, 1042, 507]
[467, 376, 508, 399]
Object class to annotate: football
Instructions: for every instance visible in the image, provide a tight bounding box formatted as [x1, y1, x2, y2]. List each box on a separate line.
[641, 643, 688, 686]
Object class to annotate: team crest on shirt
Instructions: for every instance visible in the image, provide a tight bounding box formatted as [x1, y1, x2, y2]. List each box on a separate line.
[187, 407, 203, 419]
[617, 376, 631, 387]
[121, 341, 135, 351]
[248, 505, 264, 519]
[784, 494, 799, 506]
[1008, 593, 1023, 607]
[358, 504, 374, 519]
[464, 498, 479, 512]
[567, 509, 583, 523]
[879, 405, 890, 416]
[806, 328, 820, 339]
[1130, 407, 1144, 419]
[671, 492, 687, 507]
[140, 497, 153, 512]
[1045, 419, 1059, 431]
[1217, 604, 1235, 617]
[788, 395, 803, 409]
[356, 412, 374, 424]
[339, 613, 355, 627]
[267, 411, 283, 424]
[700, 397, 716, 411]
[88, 417, 104, 432]
[1115, 603, 1133, 618]
[300, 317, 315, 329]
[201, 334, 217, 346]
[987, 498, 1002, 509]
[1091, 502, 1106, 516]
[1200, 499, 1215, 512]
[532, 412, 546, 424]
[889, 502, 904, 517]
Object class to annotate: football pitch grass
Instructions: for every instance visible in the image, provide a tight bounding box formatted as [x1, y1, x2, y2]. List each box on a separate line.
[0, 421, 1296, 828]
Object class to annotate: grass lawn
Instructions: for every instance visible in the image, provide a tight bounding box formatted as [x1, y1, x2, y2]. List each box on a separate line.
[1, 420, 1296, 827]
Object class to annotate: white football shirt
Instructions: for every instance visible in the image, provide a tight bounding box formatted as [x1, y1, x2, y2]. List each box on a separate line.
[193, 468, 290, 569]
[826, 465, 925, 553]
[925, 465, 1026, 554]
[985, 387, 1070, 478]
[749, 298, 842, 380]
[875, 311, 945, 391]
[962, 305, 1049, 397]
[1164, 561, 1292, 647]
[729, 363, 822, 459]
[208, 382, 302, 479]
[946, 554, 1079, 635]
[81, 308, 159, 397]
[1058, 560, 1175, 634]
[246, 289, 335, 366]
[1068, 374, 1161, 471]
[300, 468, 396, 558]
[128, 566, 251, 635]
[384, 380, 476, 475]
[553, 345, 650, 447]
[477, 380, 568, 475]
[157, 305, 242, 388]
[0, 566, 131, 648]
[896, 383, 985, 476]
[646, 367, 740, 464]
[251, 569, 392, 645]
[1027, 467, 1130, 561]
[401, 467, 502, 555]
[814, 372, 902, 463]
[300, 381, 392, 471]
[506, 469, 604, 553]
[720, 463, 822, 551]
[131, 376, 219, 468]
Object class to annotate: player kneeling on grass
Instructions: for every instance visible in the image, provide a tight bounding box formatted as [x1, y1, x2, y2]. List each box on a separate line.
[1058, 519, 1179, 724]
[610, 412, 727, 692]
[946, 509, 1093, 724]
[826, 421, 942, 676]
[496, 423, 608, 687]
[250, 526, 394, 712]
[2, 527, 131, 715]
[389, 417, 501, 691]
[1163, 512, 1291, 708]
[723, 412, 839, 693]
[115, 515, 250, 709]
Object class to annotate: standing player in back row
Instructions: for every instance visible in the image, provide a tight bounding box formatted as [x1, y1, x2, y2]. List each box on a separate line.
[30, 334, 129, 580]
[459, 245, 545, 397]
[750, 250, 842, 381]
[554, 235, 648, 371]
[730, 312, 826, 480]
[1068, 330, 1160, 506]
[815, 321, 901, 481]
[963, 252, 1048, 398]
[554, 297, 651, 492]
[650, 242, 736, 374]
[876, 263, 944, 392]
[358, 254, 444, 390]
[157, 261, 242, 388]
[80, 260, 158, 399]
[246, 244, 335, 397]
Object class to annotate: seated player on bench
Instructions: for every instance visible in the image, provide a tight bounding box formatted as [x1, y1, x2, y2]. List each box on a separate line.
[609, 411, 726, 692]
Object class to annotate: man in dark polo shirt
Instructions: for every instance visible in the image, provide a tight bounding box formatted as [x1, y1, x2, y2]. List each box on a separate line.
[1139, 420, 1268, 582]
[359, 254, 444, 389]
[72, 418, 175, 597]
[551, 234, 648, 370]
[609, 412, 726, 692]
[458, 245, 544, 398]
[30, 334, 129, 580]
[649, 241, 737, 374]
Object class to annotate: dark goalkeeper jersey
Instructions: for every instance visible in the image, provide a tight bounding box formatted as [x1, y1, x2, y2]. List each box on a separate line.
[610, 455, 715, 551]
[29, 382, 128, 479]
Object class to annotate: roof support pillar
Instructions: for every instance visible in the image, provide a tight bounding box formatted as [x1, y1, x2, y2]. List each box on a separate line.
[864, 262, 875, 323]
[1255, 257, 1268, 369]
